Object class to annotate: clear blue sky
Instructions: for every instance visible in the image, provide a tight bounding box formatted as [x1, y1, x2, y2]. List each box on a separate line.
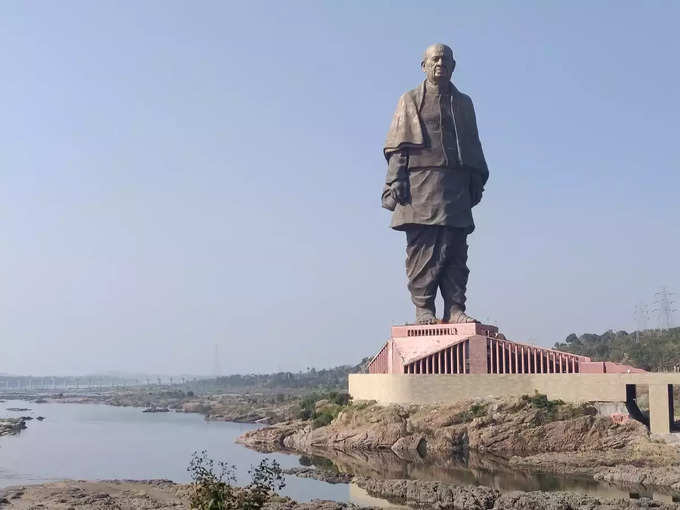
[1, 1, 678, 375]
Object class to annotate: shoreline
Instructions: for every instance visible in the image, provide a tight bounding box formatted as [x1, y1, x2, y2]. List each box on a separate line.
[0, 388, 302, 425]
[2, 478, 679, 510]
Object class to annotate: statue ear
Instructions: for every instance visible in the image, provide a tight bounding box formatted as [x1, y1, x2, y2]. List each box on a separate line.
[451, 59, 456, 73]
[420, 60, 426, 71]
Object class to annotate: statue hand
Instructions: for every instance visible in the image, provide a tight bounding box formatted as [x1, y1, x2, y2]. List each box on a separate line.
[390, 179, 410, 205]
[470, 184, 483, 207]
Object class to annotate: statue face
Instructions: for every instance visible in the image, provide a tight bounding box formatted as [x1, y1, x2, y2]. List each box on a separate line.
[421, 44, 454, 83]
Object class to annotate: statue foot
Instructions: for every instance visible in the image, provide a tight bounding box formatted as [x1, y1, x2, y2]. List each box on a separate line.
[415, 307, 438, 325]
[444, 309, 479, 324]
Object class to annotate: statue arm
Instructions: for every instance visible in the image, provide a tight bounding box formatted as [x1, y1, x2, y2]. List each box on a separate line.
[385, 150, 408, 184]
[384, 150, 410, 206]
[466, 97, 488, 206]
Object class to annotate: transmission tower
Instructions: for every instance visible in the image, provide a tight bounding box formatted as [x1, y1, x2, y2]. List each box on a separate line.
[633, 303, 649, 342]
[213, 344, 221, 376]
[653, 287, 677, 331]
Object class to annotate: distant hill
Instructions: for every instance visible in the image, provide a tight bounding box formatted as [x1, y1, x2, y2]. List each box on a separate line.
[553, 327, 680, 372]
[202, 357, 372, 393]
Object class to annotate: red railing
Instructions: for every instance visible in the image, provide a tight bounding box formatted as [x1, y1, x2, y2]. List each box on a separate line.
[368, 342, 389, 374]
[485, 338, 581, 374]
[403, 340, 469, 374]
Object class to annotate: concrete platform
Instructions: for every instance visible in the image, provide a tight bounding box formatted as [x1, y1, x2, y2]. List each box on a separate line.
[349, 372, 680, 434]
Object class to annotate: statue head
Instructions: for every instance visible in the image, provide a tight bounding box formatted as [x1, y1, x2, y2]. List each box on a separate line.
[421, 43, 455, 84]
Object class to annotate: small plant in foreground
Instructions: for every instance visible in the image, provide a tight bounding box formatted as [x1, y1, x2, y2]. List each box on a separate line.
[187, 450, 236, 510]
[244, 458, 286, 510]
[187, 450, 285, 510]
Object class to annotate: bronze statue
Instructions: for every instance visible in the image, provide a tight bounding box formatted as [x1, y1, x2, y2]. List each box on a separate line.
[382, 43, 488, 325]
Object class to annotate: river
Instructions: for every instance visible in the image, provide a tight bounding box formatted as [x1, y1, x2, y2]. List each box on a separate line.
[0, 400, 675, 507]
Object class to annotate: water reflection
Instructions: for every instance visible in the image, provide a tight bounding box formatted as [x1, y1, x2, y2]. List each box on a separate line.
[293, 447, 678, 504]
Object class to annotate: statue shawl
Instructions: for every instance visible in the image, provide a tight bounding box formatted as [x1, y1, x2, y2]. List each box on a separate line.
[383, 81, 489, 178]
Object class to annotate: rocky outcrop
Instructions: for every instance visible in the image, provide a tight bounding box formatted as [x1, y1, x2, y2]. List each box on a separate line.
[240, 397, 655, 459]
[237, 420, 306, 452]
[355, 477, 497, 509]
[238, 397, 680, 490]
[355, 477, 680, 510]
[594, 465, 680, 491]
[0, 417, 27, 437]
[282, 467, 353, 484]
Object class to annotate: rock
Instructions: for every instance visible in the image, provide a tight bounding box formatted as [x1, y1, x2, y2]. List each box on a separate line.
[142, 407, 170, 413]
[355, 478, 680, 510]
[283, 467, 353, 484]
[594, 465, 680, 491]
[0, 417, 28, 436]
[354, 477, 498, 510]
[315, 399, 331, 411]
[237, 420, 307, 453]
[6, 407, 31, 412]
[390, 434, 426, 461]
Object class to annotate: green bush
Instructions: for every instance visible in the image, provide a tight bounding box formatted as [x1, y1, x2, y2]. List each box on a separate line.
[187, 450, 236, 510]
[328, 391, 351, 406]
[243, 458, 286, 510]
[521, 392, 566, 422]
[312, 412, 334, 429]
[453, 401, 488, 423]
[296, 391, 351, 425]
[187, 451, 285, 510]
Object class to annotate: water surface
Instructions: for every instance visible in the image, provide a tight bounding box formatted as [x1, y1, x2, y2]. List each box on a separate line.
[0, 400, 394, 506]
[0, 400, 674, 506]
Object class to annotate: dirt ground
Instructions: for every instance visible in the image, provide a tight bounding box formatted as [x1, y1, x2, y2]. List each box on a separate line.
[0, 480, 188, 510]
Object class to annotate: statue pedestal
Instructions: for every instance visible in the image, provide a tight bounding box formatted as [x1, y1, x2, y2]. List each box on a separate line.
[367, 322, 597, 376]
[367, 322, 500, 375]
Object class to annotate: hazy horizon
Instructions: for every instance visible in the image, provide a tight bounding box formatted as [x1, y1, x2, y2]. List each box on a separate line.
[2, 1, 678, 376]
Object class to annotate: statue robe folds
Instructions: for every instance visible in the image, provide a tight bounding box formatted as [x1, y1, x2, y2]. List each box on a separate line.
[382, 81, 488, 214]
[381, 81, 489, 320]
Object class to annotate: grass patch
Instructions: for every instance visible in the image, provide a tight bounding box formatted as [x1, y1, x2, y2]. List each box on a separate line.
[520, 392, 587, 423]
[453, 401, 489, 423]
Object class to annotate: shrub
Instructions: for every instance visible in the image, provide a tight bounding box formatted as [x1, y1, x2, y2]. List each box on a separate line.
[521, 392, 567, 422]
[328, 391, 351, 406]
[243, 458, 286, 510]
[187, 450, 236, 510]
[187, 451, 285, 510]
[296, 392, 351, 425]
[453, 401, 488, 423]
[312, 411, 334, 429]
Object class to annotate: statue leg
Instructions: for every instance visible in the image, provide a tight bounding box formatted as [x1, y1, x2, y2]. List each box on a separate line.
[440, 228, 478, 323]
[405, 225, 445, 324]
